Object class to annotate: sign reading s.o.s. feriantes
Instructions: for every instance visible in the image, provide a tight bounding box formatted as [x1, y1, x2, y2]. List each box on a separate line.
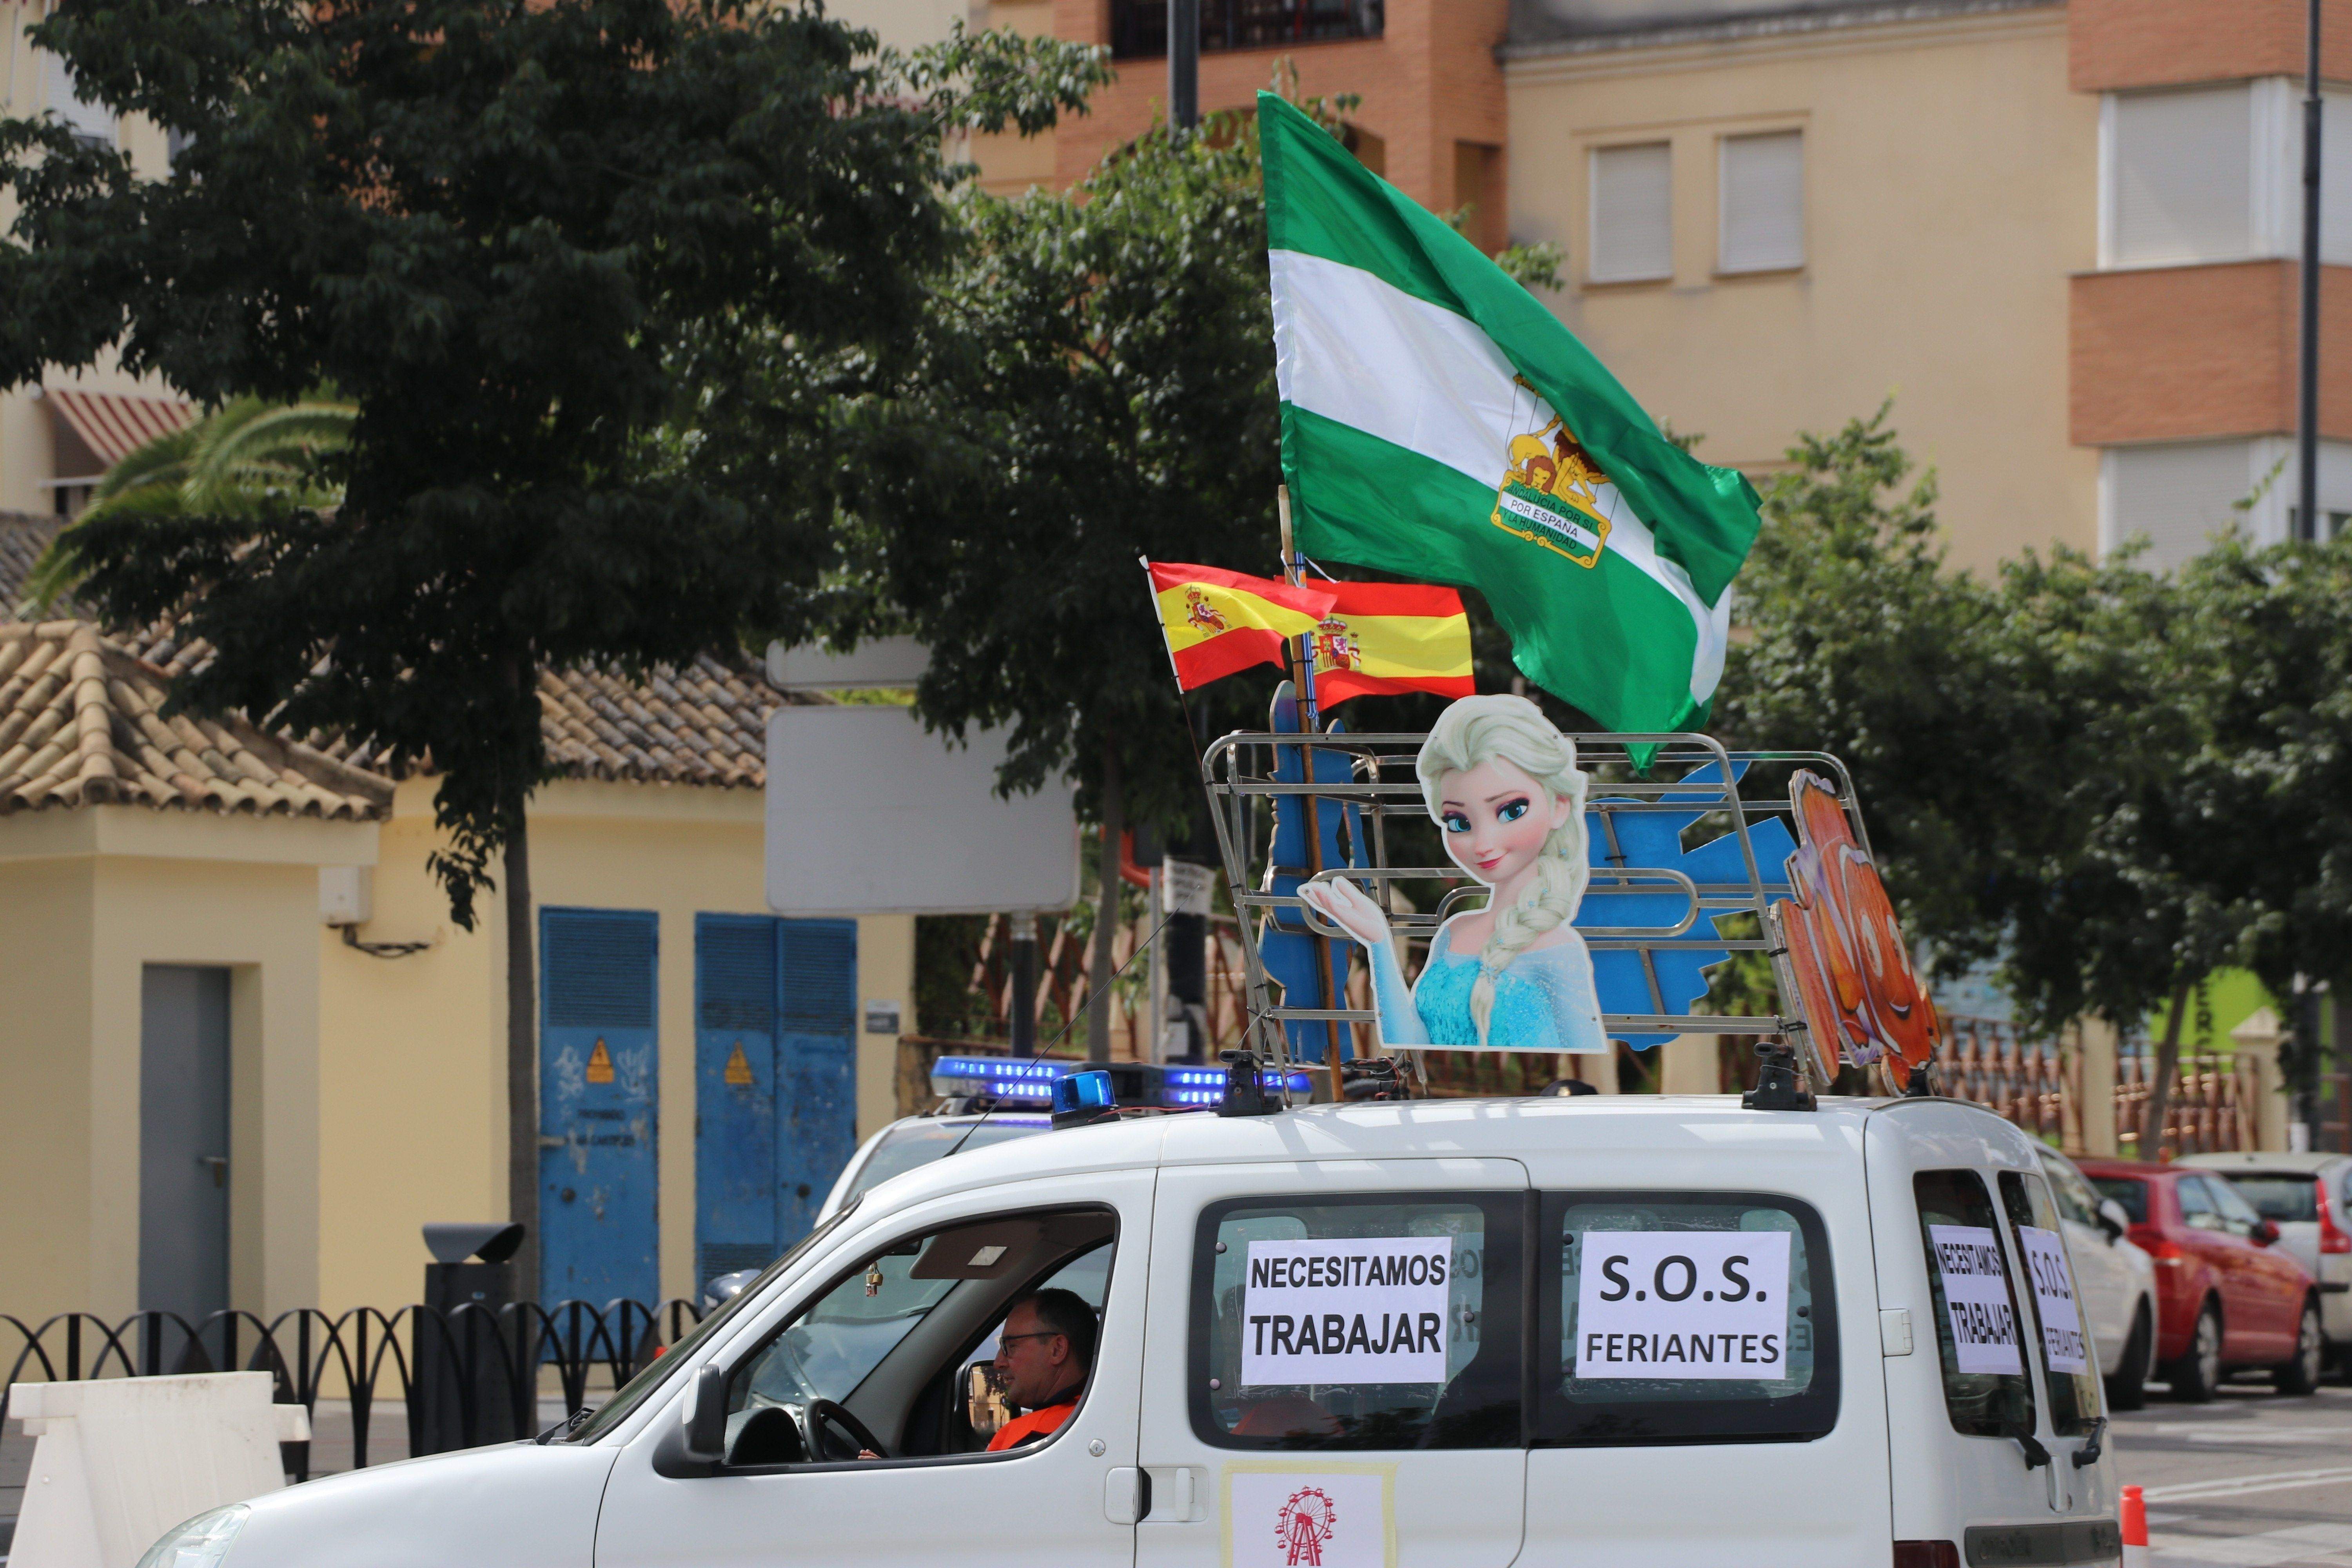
[1242, 1237, 1454, 1387]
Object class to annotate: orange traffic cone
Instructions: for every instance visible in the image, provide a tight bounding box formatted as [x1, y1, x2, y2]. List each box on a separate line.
[2121, 1484, 2149, 1568]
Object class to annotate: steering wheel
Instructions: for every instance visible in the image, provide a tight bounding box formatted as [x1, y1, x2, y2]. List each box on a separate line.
[804, 1397, 889, 1461]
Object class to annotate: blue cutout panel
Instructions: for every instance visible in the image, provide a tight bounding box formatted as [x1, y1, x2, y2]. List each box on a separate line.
[1572, 762, 1797, 1048]
[1258, 696, 1364, 1065]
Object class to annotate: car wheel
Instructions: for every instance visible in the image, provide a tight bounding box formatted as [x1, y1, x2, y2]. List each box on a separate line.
[2276, 1298, 2323, 1397]
[2168, 1299, 2223, 1403]
[2105, 1300, 2152, 1412]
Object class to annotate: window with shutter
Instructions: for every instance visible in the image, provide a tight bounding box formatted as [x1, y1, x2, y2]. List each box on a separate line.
[1719, 131, 1803, 274]
[2108, 85, 2252, 266]
[39, 48, 115, 146]
[1588, 142, 1672, 283]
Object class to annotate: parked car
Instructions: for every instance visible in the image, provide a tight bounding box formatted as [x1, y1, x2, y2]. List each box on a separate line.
[2175, 1152, 2352, 1377]
[2034, 1147, 2160, 1408]
[2076, 1157, 2324, 1400]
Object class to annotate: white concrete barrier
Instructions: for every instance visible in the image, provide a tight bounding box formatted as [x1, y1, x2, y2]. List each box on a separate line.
[6, 1371, 310, 1568]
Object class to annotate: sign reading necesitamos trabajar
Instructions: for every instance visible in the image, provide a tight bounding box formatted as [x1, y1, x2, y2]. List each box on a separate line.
[1572, 1230, 1793, 1379]
[1928, 1224, 2024, 1376]
[1242, 1238, 1454, 1386]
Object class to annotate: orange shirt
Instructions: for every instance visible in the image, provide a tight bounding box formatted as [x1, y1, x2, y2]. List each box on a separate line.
[986, 1399, 1077, 1452]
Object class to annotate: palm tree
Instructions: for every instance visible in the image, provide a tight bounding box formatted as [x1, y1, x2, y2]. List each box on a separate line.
[25, 391, 355, 610]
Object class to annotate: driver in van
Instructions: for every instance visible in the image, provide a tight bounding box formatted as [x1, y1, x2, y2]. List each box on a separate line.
[985, 1288, 1095, 1452]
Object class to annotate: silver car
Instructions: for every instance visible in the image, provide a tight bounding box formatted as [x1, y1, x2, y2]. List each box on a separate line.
[2037, 1147, 2161, 1408]
[2176, 1151, 2352, 1376]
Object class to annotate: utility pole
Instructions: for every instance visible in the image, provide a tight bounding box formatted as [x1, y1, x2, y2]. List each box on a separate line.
[2298, 0, 2321, 546]
[1168, 0, 1199, 132]
[1009, 912, 1037, 1058]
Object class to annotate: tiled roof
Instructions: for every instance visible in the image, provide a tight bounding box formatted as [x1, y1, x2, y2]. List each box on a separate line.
[0, 621, 393, 818]
[0, 512, 792, 801]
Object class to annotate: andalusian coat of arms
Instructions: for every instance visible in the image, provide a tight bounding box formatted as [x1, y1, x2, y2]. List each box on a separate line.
[1491, 379, 1613, 569]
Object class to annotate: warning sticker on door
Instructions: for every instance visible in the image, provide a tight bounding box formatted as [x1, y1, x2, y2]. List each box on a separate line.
[1241, 1238, 1453, 1387]
[2016, 1224, 2089, 1375]
[1927, 1224, 2024, 1376]
[1572, 1230, 1793, 1379]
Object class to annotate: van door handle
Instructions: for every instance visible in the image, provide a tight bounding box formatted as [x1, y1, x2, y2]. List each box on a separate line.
[199, 1155, 228, 1188]
[1104, 1466, 1150, 1525]
[1144, 1465, 1203, 1522]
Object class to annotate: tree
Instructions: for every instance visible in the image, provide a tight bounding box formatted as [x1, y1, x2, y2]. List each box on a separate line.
[1, 0, 1102, 1275]
[822, 102, 1298, 1051]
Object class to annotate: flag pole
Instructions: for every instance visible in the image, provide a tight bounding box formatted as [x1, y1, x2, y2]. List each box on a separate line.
[1278, 488, 1347, 1098]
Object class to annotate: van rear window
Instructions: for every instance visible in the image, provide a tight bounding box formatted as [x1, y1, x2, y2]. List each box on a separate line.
[2225, 1176, 2320, 1223]
[1914, 1170, 2036, 1440]
[1537, 1192, 1838, 1446]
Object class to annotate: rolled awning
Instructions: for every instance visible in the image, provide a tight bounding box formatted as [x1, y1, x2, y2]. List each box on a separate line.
[42, 386, 196, 469]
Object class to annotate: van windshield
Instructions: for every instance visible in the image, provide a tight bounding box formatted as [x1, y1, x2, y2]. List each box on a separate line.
[555, 1198, 860, 1445]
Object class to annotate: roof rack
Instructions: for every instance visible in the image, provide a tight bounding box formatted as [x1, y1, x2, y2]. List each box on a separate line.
[1200, 725, 1873, 1093]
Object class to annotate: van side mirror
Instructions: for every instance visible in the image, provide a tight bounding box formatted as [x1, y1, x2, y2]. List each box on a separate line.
[2096, 1199, 2130, 1241]
[684, 1363, 730, 1463]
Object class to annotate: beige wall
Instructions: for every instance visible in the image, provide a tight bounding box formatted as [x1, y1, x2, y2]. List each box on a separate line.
[0, 808, 377, 1319]
[317, 777, 917, 1312]
[0, 0, 181, 517]
[1506, 7, 2099, 577]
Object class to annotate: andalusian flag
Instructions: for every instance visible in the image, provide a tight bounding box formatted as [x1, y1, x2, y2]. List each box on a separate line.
[1313, 582, 1474, 707]
[1259, 92, 1761, 735]
[1145, 561, 1335, 690]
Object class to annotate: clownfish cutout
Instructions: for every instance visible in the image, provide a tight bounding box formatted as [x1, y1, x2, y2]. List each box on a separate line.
[1768, 771, 1941, 1088]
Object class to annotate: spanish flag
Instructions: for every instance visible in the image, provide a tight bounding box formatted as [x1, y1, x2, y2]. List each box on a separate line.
[1146, 561, 1335, 691]
[1311, 582, 1475, 707]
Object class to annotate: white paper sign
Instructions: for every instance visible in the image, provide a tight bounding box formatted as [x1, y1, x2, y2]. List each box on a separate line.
[1228, 1470, 1389, 1568]
[1241, 1238, 1453, 1387]
[2017, 1224, 2090, 1375]
[1928, 1223, 2024, 1376]
[1572, 1229, 1793, 1379]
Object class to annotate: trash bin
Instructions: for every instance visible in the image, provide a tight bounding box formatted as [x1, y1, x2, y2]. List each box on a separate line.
[412, 1222, 525, 1454]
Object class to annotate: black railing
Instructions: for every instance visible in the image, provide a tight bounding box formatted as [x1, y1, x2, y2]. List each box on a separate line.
[1, 1299, 702, 1481]
[1109, 0, 1383, 59]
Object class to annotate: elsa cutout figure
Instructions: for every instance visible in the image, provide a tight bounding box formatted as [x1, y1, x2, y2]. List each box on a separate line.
[1296, 693, 1608, 1054]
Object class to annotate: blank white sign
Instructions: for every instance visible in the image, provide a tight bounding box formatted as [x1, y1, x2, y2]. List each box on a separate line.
[765, 704, 1080, 916]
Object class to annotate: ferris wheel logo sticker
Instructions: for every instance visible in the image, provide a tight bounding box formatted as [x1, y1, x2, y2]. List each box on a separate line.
[1276, 1486, 1339, 1566]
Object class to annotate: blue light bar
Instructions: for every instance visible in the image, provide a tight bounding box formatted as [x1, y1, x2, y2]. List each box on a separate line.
[929, 1055, 1074, 1106]
[1052, 1070, 1117, 1121]
[928, 1055, 1313, 1113]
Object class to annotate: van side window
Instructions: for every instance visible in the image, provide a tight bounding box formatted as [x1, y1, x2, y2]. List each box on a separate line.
[1913, 1170, 2036, 1440]
[723, 1206, 1116, 1467]
[1538, 1191, 1838, 1446]
[1996, 1171, 2104, 1436]
[1191, 1194, 1523, 1450]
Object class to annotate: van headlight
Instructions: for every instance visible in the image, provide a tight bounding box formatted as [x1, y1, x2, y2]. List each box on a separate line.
[136, 1504, 250, 1568]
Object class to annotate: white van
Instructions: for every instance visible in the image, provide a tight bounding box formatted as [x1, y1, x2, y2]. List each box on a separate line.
[143, 1093, 2122, 1568]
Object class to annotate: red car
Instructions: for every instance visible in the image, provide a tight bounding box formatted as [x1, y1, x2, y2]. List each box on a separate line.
[2078, 1158, 2324, 1400]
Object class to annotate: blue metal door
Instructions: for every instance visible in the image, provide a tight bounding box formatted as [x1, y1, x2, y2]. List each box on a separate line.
[540, 907, 659, 1307]
[694, 915, 779, 1292]
[777, 919, 857, 1245]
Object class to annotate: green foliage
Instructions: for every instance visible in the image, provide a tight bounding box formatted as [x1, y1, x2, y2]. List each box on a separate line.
[27, 392, 356, 609]
[1717, 405, 2352, 1075]
[0, 0, 1104, 924]
[1492, 240, 1566, 294]
[822, 99, 1300, 837]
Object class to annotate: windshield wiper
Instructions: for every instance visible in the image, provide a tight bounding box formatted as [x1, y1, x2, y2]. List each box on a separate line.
[2070, 1417, 2107, 1468]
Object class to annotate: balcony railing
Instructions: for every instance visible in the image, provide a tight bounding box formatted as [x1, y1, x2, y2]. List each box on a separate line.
[1109, 0, 1383, 60]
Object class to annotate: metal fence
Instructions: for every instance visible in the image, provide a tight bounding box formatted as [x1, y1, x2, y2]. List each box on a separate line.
[2, 1298, 702, 1480]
